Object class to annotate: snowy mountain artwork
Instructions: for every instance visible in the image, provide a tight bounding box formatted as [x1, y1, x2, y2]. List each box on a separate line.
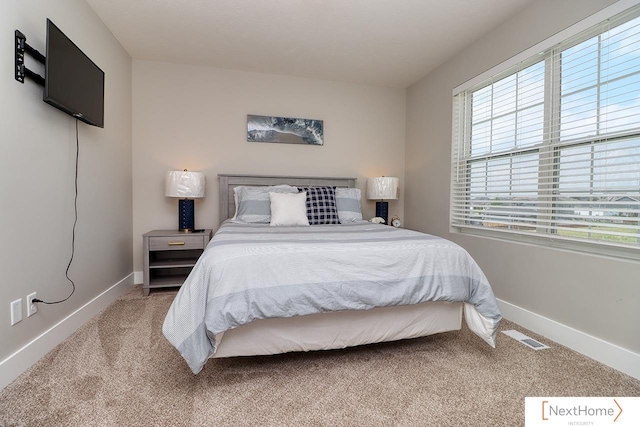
[247, 115, 324, 145]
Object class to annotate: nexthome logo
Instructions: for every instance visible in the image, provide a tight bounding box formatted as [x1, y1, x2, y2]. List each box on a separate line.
[541, 399, 622, 421]
[525, 397, 639, 426]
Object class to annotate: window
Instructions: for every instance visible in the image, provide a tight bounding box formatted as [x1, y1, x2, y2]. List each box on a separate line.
[451, 5, 640, 259]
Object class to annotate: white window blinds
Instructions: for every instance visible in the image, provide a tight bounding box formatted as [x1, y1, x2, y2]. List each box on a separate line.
[451, 5, 640, 258]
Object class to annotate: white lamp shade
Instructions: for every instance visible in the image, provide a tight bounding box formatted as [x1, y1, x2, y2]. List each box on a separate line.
[165, 171, 205, 198]
[367, 177, 399, 200]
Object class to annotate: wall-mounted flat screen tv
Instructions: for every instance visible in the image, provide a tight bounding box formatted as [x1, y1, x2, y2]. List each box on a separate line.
[44, 19, 105, 128]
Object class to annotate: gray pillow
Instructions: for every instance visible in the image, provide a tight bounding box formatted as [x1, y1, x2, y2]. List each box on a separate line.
[335, 188, 362, 223]
[233, 185, 298, 223]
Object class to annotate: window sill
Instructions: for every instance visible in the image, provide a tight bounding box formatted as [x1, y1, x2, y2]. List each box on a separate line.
[450, 225, 640, 263]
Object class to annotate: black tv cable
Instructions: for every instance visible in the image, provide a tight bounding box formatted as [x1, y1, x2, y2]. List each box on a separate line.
[33, 119, 79, 305]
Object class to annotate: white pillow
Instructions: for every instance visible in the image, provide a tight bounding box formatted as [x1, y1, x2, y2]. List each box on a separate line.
[231, 191, 238, 220]
[269, 192, 310, 226]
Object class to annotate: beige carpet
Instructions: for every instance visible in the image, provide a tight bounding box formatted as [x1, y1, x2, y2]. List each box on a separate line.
[1, 286, 638, 427]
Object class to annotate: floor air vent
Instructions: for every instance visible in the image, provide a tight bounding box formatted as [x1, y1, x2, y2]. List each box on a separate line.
[502, 330, 550, 350]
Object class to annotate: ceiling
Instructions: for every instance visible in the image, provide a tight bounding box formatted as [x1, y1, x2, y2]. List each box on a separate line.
[86, 0, 533, 88]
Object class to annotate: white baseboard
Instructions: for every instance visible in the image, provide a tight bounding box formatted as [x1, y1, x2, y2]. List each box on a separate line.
[498, 299, 640, 380]
[0, 273, 135, 390]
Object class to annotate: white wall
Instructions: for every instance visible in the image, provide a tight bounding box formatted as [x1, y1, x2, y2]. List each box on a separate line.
[132, 60, 406, 272]
[405, 0, 640, 357]
[0, 0, 132, 381]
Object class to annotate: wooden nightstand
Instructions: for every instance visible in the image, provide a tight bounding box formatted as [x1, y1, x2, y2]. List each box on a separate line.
[142, 229, 213, 296]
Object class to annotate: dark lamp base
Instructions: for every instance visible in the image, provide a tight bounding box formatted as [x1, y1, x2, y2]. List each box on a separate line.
[375, 201, 389, 225]
[178, 199, 195, 232]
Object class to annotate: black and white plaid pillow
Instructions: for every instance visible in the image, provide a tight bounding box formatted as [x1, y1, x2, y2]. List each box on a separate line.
[298, 186, 340, 225]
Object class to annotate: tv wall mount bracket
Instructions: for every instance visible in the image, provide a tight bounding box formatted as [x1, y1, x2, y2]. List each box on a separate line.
[15, 30, 46, 87]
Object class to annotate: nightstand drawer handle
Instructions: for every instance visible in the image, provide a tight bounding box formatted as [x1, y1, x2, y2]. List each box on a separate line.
[168, 241, 185, 246]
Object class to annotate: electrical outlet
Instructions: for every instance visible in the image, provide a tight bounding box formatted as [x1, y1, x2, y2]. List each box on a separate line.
[27, 292, 37, 317]
[11, 299, 22, 325]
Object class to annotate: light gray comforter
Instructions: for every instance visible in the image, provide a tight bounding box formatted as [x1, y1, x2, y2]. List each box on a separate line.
[163, 221, 502, 374]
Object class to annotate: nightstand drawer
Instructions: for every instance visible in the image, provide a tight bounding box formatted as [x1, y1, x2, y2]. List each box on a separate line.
[149, 235, 204, 251]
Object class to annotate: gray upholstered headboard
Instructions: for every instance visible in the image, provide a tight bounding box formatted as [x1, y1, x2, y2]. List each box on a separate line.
[218, 174, 357, 225]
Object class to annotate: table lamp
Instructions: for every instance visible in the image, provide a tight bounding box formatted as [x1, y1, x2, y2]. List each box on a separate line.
[367, 176, 398, 225]
[165, 170, 205, 232]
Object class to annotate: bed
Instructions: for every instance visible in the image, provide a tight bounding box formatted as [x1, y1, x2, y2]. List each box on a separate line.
[163, 174, 502, 374]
